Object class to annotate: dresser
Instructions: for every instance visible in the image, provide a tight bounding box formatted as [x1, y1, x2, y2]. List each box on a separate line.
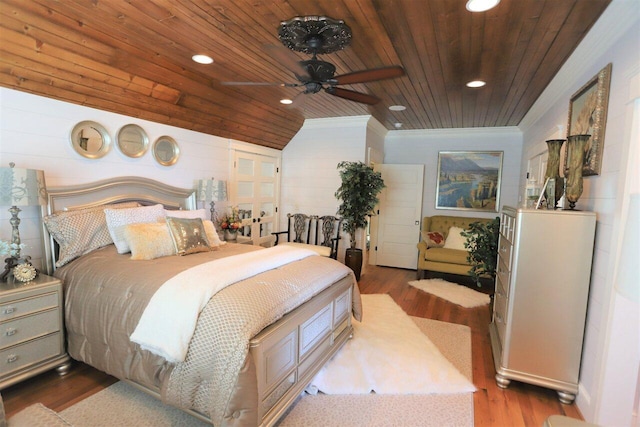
[0, 274, 70, 389]
[489, 206, 596, 404]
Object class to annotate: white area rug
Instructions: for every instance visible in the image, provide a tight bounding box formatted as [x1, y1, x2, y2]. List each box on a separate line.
[309, 294, 475, 394]
[408, 278, 491, 308]
[59, 298, 474, 426]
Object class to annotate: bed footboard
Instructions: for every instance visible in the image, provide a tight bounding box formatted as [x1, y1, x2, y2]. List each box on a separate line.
[249, 275, 354, 427]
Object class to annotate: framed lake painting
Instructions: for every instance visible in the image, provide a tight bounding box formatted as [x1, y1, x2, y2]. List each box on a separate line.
[436, 151, 503, 212]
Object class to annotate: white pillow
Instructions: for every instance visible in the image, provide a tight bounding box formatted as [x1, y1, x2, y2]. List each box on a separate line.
[105, 204, 166, 253]
[202, 220, 225, 247]
[443, 226, 468, 251]
[164, 208, 208, 220]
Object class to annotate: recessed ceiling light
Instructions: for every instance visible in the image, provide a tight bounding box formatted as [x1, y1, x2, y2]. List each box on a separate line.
[466, 0, 500, 12]
[394, 122, 403, 129]
[389, 105, 406, 111]
[280, 98, 293, 105]
[466, 80, 486, 88]
[192, 54, 213, 64]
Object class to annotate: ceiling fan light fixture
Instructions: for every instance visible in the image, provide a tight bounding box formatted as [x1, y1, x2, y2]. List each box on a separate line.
[389, 105, 407, 111]
[466, 80, 486, 88]
[192, 54, 214, 64]
[466, 0, 500, 12]
[280, 98, 293, 105]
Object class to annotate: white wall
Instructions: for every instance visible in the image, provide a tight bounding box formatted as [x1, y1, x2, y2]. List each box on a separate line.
[518, 1, 640, 424]
[0, 88, 239, 269]
[384, 127, 523, 219]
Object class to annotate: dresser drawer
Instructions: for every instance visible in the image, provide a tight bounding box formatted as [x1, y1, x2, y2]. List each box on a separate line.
[1, 333, 63, 376]
[496, 257, 511, 294]
[0, 292, 59, 322]
[1, 309, 61, 349]
[498, 237, 513, 268]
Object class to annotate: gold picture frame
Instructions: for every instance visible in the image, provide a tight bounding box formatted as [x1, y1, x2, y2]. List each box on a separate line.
[566, 63, 612, 176]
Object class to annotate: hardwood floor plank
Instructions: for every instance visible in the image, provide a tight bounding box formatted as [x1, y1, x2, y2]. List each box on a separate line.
[2, 264, 585, 425]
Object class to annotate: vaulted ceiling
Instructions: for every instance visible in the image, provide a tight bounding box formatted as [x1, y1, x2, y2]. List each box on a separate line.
[0, 0, 611, 150]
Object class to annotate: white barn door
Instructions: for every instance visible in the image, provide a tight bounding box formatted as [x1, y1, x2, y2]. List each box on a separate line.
[370, 164, 424, 269]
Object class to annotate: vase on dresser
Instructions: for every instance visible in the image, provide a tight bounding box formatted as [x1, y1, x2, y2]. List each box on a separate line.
[224, 229, 238, 241]
[565, 134, 590, 210]
[544, 139, 565, 209]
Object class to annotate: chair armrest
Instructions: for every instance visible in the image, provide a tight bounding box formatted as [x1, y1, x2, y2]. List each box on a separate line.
[271, 230, 289, 245]
[417, 241, 428, 252]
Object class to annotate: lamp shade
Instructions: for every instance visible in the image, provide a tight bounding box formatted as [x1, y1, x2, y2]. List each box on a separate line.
[0, 166, 47, 207]
[197, 179, 227, 203]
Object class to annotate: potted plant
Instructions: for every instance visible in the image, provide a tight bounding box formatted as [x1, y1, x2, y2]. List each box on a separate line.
[218, 206, 243, 240]
[462, 217, 500, 286]
[335, 161, 385, 279]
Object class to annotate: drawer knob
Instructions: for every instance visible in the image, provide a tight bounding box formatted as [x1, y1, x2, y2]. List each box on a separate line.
[7, 354, 18, 363]
[5, 328, 17, 336]
[2, 306, 16, 315]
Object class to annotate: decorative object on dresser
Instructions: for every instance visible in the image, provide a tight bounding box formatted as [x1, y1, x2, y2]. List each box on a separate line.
[435, 151, 503, 212]
[0, 274, 71, 389]
[218, 205, 243, 240]
[566, 63, 612, 176]
[0, 164, 47, 282]
[544, 139, 566, 209]
[69, 120, 111, 159]
[489, 206, 596, 404]
[335, 161, 385, 279]
[564, 134, 591, 210]
[197, 178, 228, 223]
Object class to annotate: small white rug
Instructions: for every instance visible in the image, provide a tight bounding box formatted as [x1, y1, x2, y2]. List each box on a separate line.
[408, 278, 490, 308]
[308, 294, 475, 395]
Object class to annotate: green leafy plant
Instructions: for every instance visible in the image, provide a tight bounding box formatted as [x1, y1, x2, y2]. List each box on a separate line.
[462, 217, 500, 286]
[335, 161, 385, 249]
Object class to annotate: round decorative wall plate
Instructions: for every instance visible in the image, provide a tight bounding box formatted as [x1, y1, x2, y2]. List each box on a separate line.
[13, 263, 37, 282]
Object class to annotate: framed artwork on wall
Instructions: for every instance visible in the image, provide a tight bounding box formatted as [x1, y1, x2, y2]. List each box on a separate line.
[435, 151, 503, 212]
[566, 63, 612, 176]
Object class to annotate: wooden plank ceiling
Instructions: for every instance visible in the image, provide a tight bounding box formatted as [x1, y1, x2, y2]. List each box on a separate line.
[0, 0, 611, 150]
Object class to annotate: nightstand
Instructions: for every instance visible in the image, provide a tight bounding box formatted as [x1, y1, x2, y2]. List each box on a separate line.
[0, 273, 70, 389]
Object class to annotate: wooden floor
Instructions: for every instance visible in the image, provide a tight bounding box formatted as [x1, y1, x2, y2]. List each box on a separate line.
[2, 264, 584, 425]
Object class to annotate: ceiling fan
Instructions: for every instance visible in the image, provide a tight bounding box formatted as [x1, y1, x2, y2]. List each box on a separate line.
[221, 16, 405, 105]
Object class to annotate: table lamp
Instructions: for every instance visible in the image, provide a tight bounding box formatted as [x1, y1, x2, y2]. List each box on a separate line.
[197, 178, 227, 223]
[0, 163, 47, 260]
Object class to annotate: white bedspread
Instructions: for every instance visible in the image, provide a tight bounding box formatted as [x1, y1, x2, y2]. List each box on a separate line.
[130, 245, 316, 362]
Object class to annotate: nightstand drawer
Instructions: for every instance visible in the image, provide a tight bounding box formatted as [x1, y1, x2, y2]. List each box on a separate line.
[1, 332, 63, 376]
[0, 292, 59, 322]
[1, 309, 61, 349]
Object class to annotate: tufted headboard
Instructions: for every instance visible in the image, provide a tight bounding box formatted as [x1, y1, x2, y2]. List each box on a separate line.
[422, 215, 492, 238]
[42, 176, 196, 275]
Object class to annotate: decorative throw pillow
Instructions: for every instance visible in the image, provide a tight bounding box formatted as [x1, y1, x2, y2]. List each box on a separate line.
[202, 220, 224, 247]
[124, 222, 176, 260]
[44, 201, 140, 267]
[105, 204, 166, 254]
[165, 217, 211, 255]
[420, 231, 445, 248]
[443, 226, 469, 251]
[164, 208, 208, 220]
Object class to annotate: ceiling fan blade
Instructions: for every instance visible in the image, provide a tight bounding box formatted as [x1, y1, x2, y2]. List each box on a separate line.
[263, 44, 311, 80]
[332, 65, 405, 85]
[325, 87, 380, 105]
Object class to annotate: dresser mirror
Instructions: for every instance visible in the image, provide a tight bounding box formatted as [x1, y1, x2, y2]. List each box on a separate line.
[116, 124, 149, 158]
[70, 121, 111, 159]
[152, 136, 179, 166]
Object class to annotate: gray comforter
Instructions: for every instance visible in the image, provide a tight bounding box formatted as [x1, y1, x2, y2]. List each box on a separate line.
[55, 244, 360, 426]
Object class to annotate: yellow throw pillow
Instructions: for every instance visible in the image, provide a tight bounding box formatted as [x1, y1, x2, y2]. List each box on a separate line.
[166, 217, 211, 256]
[124, 222, 176, 260]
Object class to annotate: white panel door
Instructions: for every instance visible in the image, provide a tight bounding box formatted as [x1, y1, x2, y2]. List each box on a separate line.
[233, 151, 279, 247]
[370, 164, 424, 269]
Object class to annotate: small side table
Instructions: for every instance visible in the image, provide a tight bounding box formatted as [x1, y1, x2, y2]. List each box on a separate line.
[0, 274, 71, 390]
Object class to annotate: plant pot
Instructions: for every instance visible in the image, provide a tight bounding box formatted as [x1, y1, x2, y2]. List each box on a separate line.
[345, 248, 363, 281]
[224, 229, 238, 241]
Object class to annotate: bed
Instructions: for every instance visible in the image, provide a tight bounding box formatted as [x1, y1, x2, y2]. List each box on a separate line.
[42, 176, 360, 427]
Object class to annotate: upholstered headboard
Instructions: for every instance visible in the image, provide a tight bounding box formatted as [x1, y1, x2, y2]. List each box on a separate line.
[42, 176, 196, 274]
